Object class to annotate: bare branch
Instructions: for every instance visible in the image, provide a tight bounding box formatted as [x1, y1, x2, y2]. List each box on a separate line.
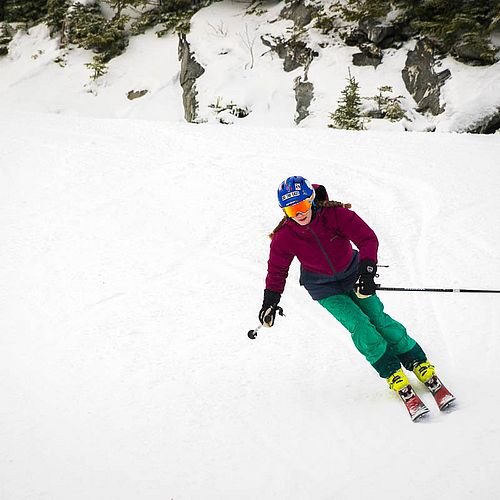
[237, 23, 257, 69]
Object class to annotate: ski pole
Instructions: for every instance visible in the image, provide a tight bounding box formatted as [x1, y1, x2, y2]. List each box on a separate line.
[247, 306, 285, 339]
[377, 286, 500, 293]
[247, 324, 262, 339]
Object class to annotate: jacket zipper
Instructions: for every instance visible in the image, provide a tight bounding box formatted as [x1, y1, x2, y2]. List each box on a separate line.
[307, 227, 337, 275]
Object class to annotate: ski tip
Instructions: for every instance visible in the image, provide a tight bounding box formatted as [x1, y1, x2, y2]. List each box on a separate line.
[411, 408, 431, 422]
[439, 396, 457, 412]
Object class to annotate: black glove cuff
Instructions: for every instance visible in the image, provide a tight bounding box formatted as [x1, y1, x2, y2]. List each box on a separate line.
[262, 289, 281, 308]
[358, 259, 377, 276]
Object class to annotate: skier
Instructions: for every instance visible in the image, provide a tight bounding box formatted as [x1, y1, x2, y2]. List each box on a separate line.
[258, 175, 440, 399]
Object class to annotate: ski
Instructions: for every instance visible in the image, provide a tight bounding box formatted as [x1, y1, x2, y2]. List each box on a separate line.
[397, 384, 430, 421]
[424, 375, 456, 411]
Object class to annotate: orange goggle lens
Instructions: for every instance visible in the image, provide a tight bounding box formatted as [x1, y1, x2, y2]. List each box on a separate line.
[283, 199, 312, 218]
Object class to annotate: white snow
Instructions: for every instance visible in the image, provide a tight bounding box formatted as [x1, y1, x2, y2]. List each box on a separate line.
[437, 57, 500, 132]
[1, 1, 500, 498]
[1, 111, 499, 499]
[0, 25, 183, 120]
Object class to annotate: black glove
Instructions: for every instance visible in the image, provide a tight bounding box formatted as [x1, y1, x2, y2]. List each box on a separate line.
[259, 289, 283, 327]
[356, 259, 378, 296]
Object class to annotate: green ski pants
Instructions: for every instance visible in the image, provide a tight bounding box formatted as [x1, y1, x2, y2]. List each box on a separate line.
[318, 291, 426, 378]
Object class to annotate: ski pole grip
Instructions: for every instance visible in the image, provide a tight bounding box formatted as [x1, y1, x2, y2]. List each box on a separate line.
[264, 312, 273, 324]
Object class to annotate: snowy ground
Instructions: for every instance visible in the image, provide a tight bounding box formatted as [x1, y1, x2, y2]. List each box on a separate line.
[1, 111, 499, 499]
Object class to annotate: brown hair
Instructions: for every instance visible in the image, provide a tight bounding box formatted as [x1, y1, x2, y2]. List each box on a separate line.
[268, 200, 352, 239]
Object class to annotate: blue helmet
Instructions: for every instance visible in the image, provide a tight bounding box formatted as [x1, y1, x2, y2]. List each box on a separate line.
[277, 176, 315, 208]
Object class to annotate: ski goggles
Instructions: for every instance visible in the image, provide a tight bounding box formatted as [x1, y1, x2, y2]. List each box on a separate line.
[282, 198, 313, 218]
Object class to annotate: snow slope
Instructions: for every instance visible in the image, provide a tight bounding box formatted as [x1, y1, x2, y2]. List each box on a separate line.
[1, 111, 500, 499]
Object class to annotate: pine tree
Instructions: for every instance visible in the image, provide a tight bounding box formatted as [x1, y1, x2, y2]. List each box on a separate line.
[329, 69, 364, 130]
[45, 0, 70, 33]
[3, 0, 47, 24]
[85, 54, 108, 80]
[104, 0, 146, 19]
[65, 3, 129, 62]
[365, 85, 406, 122]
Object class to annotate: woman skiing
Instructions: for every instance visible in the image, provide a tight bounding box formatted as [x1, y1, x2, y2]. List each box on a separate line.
[258, 175, 440, 398]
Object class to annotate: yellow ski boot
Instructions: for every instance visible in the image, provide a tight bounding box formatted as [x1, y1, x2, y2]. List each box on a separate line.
[413, 361, 436, 384]
[386, 369, 410, 392]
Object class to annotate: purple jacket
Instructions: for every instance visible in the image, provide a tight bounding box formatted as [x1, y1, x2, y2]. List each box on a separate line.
[265, 206, 378, 296]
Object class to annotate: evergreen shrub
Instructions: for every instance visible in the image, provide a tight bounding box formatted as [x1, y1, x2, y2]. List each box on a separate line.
[329, 69, 365, 130]
[65, 2, 128, 62]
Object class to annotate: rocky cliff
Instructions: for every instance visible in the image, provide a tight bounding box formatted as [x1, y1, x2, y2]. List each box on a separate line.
[0, 0, 499, 133]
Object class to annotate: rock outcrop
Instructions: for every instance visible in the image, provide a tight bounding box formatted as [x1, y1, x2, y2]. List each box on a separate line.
[127, 89, 148, 100]
[178, 33, 205, 123]
[279, 0, 319, 29]
[402, 39, 451, 115]
[348, 17, 412, 67]
[352, 43, 382, 68]
[261, 34, 318, 73]
[466, 107, 500, 134]
[294, 76, 314, 124]
[0, 22, 13, 56]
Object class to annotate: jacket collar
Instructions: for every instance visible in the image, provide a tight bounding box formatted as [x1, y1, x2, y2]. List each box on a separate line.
[286, 206, 321, 234]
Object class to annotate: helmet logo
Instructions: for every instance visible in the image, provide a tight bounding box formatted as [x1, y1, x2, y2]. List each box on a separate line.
[282, 191, 299, 201]
[295, 183, 301, 190]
